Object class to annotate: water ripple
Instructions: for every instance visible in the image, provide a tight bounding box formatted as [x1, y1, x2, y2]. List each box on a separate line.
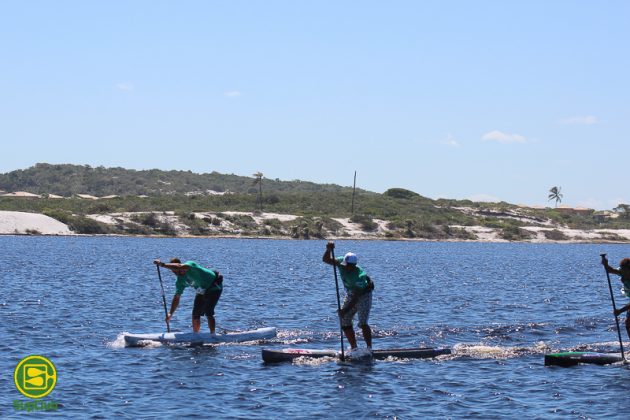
[2, 237, 630, 417]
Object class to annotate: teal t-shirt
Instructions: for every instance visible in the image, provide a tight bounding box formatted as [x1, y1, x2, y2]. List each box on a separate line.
[175, 261, 221, 295]
[335, 257, 369, 291]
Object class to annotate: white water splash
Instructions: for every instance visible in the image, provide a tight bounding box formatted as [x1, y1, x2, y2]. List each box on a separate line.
[292, 356, 336, 366]
[451, 342, 546, 359]
[106, 332, 163, 349]
[106, 332, 130, 349]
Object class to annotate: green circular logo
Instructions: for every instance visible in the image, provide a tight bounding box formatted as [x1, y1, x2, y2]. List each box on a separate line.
[14, 355, 57, 399]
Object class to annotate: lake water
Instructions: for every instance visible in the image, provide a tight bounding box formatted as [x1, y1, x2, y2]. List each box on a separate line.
[2, 236, 630, 418]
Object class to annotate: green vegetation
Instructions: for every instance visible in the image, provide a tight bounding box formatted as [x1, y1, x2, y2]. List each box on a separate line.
[2, 163, 630, 240]
[0, 163, 352, 197]
[500, 226, 536, 241]
[384, 188, 419, 200]
[543, 229, 569, 241]
[350, 214, 378, 232]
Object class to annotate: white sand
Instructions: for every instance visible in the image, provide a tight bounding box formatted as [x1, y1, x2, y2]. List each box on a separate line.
[0, 211, 73, 235]
[221, 211, 299, 223]
[332, 218, 389, 238]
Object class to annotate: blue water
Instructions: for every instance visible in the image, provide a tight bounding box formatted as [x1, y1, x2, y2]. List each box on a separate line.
[2, 236, 630, 418]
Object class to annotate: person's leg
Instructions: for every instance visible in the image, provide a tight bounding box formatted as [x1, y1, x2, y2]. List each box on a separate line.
[204, 289, 222, 334]
[625, 315, 630, 341]
[342, 326, 358, 349]
[361, 324, 372, 348]
[357, 292, 373, 348]
[340, 294, 358, 349]
[192, 294, 205, 332]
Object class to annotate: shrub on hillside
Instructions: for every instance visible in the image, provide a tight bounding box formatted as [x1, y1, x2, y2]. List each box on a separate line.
[543, 229, 568, 241]
[350, 214, 378, 232]
[131, 212, 159, 227]
[156, 221, 177, 236]
[43, 208, 72, 224]
[500, 226, 535, 241]
[384, 188, 419, 200]
[223, 214, 257, 230]
[180, 217, 210, 236]
[68, 216, 112, 234]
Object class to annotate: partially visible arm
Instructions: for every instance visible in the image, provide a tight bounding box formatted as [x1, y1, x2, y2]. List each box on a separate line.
[154, 259, 188, 270]
[615, 302, 630, 316]
[211, 270, 223, 287]
[322, 241, 338, 266]
[162, 262, 186, 270]
[601, 257, 622, 275]
[608, 266, 622, 275]
[166, 294, 181, 321]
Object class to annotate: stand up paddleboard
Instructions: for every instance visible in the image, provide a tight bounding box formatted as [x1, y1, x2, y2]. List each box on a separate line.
[262, 347, 451, 363]
[124, 326, 276, 347]
[544, 351, 625, 367]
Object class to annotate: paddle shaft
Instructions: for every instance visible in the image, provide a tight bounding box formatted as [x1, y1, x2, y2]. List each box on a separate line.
[601, 253, 625, 360]
[331, 248, 345, 361]
[156, 265, 171, 333]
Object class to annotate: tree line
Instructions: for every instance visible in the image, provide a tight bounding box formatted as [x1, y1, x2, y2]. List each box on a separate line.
[0, 163, 355, 197]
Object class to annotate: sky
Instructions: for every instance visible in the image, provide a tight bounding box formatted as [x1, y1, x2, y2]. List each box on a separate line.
[1, 1, 628, 210]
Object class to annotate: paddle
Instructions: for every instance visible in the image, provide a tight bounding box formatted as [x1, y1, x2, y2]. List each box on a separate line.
[331, 247, 345, 361]
[156, 264, 171, 333]
[600, 253, 625, 361]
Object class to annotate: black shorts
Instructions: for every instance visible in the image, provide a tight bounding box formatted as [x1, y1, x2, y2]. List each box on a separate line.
[192, 289, 222, 319]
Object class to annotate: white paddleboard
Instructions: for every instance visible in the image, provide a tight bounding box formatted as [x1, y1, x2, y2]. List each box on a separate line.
[124, 326, 276, 347]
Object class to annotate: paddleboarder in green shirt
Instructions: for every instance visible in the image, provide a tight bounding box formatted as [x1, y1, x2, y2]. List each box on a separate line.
[322, 241, 374, 352]
[602, 256, 630, 339]
[154, 258, 223, 333]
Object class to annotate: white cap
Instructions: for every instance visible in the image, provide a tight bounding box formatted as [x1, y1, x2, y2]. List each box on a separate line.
[342, 252, 358, 265]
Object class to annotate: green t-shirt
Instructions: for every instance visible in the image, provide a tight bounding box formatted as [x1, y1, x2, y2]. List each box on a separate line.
[175, 261, 221, 295]
[335, 256, 369, 291]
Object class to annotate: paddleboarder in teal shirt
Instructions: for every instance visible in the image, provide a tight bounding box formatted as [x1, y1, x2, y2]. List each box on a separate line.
[322, 241, 374, 352]
[154, 258, 223, 333]
[602, 256, 630, 340]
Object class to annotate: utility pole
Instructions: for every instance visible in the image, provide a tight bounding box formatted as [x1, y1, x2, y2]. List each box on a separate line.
[351, 171, 357, 215]
[253, 172, 263, 212]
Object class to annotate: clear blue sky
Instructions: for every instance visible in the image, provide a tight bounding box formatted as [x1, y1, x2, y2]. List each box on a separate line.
[1, 1, 628, 209]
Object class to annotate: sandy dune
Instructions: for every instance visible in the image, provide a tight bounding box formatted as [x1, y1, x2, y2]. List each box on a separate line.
[0, 211, 73, 235]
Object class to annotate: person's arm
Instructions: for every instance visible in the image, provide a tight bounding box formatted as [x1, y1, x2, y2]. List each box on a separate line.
[166, 294, 181, 322]
[601, 257, 622, 275]
[322, 241, 338, 266]
[211, 270, 223, 286]
[615, 302, 630, 316]
[154, 259, 186, 270]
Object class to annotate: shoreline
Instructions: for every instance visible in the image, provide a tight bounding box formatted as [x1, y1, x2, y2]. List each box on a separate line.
[1, 210, 629, 244]
[1, 232, 628, 245]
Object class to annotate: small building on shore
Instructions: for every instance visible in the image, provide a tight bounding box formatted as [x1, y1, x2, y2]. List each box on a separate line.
[555, 205, 594, 215]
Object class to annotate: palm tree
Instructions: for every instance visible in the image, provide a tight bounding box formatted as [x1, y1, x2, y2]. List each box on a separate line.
[548, 186, 563, 207]
[252, 172, 263, 212]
